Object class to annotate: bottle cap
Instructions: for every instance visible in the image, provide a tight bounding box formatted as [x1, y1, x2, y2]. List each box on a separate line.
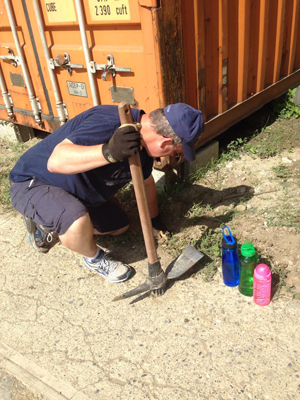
[222, 236, 238, 249]
[241, 243, 256, 257]
[222, 226, 237, 249]
[254, 264, 271, 279]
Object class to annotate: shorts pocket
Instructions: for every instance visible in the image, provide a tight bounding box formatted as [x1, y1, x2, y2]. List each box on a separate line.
[27, 187, 66, 232]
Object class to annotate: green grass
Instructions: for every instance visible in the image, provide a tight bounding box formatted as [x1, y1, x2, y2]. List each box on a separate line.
[157, 180, 190, 205]
[189, 139, 248, 184]
[0, 140, 30, 208]
[196, 229, 221, 259]
[161, 90, 300, 283]
[265, 203, 300, 232]
[272, 164, 292, 181]
[158, 89, 299, 208]
[194, 229, 221, 282]
[189, 157, 221, 183]
[185, 202, 212, 218]
[166, 225, 222, 282]
[243, 135, 283, 158]
[272, 88, 300, 119]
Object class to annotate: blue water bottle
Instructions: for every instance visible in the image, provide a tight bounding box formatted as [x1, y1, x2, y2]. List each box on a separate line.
[222, 226, 240, 287]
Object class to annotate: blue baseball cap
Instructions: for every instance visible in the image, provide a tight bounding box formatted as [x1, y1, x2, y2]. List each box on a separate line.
[163, 103, 204, 161]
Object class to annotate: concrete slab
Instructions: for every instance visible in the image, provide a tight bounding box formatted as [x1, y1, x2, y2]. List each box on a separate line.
[0, 120, 34, 143]
[152, 141, 219, 192]
[294, 85, 300, 106]
[152, 167, 180, 193]
[152, 168, 166, 193]
[0, 342, 90, 400]
[0, 208, 299, 400]
[183, 140, 219, 179]
[0, 369, 44, 400]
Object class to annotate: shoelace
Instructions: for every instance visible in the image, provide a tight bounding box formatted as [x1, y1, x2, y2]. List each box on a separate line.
[36, 226, 54, 244]
[97, 252, 118, 274]
[46, 232, 53, 243]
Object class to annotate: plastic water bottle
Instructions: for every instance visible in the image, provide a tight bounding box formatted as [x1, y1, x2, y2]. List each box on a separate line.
[253, 264, 272, 306]
[239, 243, 258, 296]
[221, 226, 240, 287]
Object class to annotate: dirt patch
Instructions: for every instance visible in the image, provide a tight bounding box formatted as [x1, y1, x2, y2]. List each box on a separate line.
[92, 109, 300, 301]
[1, 109, 300, 301]
[158, 114, 300, 299]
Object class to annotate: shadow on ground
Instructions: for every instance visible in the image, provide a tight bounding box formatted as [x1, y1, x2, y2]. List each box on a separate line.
[96, 184, 254, 265]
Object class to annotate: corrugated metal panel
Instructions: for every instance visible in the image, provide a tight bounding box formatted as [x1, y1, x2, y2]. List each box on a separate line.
[0, 0, 162, 129]
[0, 0, 299, 168]
[179, 0, 300, 158]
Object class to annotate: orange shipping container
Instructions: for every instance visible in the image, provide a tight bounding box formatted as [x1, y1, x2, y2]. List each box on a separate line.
[0, 0, 300, 167]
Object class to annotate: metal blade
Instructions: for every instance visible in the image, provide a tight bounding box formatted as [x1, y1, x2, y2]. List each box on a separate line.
[112, 246, 204, 303]
[166, 245, 204, 280]
[112, 280, 150, 302]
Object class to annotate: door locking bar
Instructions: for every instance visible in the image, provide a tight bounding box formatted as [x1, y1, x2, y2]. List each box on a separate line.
[49, 52, 84, 74]
[89, 54, 131, 81]
[0, 47, 20, 67]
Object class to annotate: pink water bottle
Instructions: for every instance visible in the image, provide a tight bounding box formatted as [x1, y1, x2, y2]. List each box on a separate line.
[253, 264, 272, 306]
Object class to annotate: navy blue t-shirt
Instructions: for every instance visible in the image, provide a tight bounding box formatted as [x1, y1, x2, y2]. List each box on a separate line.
[10, 105, 153, 206]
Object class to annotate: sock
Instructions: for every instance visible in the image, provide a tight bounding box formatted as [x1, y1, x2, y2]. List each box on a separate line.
[85, 247, 104, 262]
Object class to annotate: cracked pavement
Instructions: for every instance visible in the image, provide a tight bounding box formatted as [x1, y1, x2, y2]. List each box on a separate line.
[0, 208, 300, 400]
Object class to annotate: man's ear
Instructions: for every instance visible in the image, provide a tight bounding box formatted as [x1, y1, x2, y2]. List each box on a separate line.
[159, 136, 173, 148]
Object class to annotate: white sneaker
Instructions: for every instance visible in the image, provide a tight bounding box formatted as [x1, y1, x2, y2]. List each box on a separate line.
[83, 250, 131, 283]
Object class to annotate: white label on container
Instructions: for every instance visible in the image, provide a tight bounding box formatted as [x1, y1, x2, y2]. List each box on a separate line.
[88, 0, 131, 21]
[44, 0, 77, 23]
[67, 81, 88, 97]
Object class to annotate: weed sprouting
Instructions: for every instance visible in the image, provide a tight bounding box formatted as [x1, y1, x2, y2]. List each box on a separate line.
[197, 229, 221, 259]
[158, 180, 190, 204]
[195, 229, 221, 281]
[244, 137, 282, 158]
[222, 137, 246, 160]
[185, 202, 213, 218]
[272, 89, 300, 119]
[265, 204, 300, 232]
[272, 164, 292, 181]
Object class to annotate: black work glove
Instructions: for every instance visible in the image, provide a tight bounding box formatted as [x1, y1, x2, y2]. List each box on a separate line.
[102, 123, 141, 163]
[151, 214, 172, 242]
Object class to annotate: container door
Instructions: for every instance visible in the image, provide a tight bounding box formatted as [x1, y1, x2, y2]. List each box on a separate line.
[0, 0, 163, 131]
[32, 0, 162, 122]
[0, 0, 57, 131]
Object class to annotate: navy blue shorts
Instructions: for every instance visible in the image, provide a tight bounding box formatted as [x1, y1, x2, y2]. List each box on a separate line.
[10, 177, 129, 235]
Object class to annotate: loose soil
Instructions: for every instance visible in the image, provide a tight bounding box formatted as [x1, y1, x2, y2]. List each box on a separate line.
[102, 106, 300, 300]
[161, 114, 300, 299]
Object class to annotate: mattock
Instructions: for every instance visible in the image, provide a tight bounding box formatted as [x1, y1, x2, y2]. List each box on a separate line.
[113, 102, 204, 303]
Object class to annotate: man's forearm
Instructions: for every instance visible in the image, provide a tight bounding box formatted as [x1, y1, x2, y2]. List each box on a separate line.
[47, 139, 110, 174]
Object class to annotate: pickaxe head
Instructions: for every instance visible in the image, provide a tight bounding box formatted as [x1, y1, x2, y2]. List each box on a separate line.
[113, 246, 204, 303]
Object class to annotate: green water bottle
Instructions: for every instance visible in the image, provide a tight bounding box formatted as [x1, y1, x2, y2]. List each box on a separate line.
[238, 243, 258, 296]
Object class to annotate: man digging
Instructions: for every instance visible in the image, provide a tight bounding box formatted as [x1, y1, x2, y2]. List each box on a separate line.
[10, 103, 204, 283]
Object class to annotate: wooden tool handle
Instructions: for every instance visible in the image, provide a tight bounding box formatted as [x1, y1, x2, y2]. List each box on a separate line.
[118, 102, 158, 264]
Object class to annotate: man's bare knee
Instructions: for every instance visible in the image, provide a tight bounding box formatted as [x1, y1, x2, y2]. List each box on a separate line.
[61, 213, 91, 236]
